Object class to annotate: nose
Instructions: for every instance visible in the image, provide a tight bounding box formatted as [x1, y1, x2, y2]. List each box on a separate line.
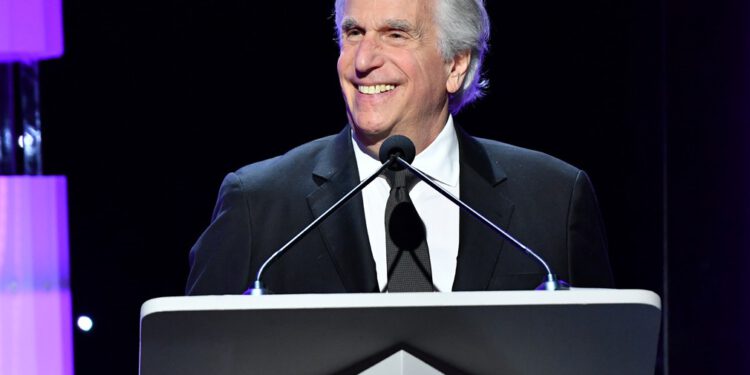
[354, 37, 385, 75]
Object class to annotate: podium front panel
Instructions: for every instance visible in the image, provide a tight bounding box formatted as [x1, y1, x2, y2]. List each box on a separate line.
[140, 289, 661, 375]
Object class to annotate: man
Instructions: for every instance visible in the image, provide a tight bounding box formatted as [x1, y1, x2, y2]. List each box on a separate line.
[186, 0, 614, 295]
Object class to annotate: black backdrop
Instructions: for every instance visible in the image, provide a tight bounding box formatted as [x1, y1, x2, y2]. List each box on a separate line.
[37, 0, 749, 373]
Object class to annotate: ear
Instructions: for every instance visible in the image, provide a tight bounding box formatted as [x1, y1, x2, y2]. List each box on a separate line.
[446, 50, 472, 94]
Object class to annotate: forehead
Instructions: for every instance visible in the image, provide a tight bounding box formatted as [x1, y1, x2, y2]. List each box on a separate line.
[340, 0, 435, 27]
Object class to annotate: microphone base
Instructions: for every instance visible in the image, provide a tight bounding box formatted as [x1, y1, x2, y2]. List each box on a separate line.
[243, 281, 270, 296]
[535, 274, 570, 291]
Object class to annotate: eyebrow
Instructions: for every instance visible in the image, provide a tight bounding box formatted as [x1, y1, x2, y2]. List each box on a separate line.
[384, 19, 416, 33]
[340, 17, 359, 32]
[340, 17, 418, 34]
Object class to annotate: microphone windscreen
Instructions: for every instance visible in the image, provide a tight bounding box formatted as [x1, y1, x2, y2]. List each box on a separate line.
[379, 135, 416, 165]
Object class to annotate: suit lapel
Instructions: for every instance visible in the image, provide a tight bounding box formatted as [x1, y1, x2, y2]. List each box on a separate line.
[453, 129, 515, 291]
[306, 127, 378, 293]
[304, 126, 514, 292]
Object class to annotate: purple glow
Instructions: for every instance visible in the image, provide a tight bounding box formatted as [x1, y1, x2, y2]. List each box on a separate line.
[0, 0, 64, 62]
[0, 176, 73, 375]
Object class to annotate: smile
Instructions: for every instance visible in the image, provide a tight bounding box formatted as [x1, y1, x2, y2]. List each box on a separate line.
[357, 84, 396, 95]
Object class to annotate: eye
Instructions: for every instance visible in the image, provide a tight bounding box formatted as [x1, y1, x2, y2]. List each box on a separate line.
[344, 29, 364, 41]
[384, 30, 411, 45]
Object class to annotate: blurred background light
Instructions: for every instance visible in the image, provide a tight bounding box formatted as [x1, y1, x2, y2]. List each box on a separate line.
[0, 177, 73, 375]
[0, 0, 64, 62]
[77, 316, 93, 332]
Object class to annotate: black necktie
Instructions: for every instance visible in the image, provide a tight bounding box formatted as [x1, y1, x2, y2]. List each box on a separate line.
[383, 169, 434, 292]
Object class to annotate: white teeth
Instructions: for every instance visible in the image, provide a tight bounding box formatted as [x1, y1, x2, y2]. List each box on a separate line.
[357, 84, 396, 94]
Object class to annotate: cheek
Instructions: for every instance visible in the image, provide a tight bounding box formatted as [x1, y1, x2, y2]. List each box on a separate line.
[413, 54, 450, 91]
[336, 55, 346, 76]
[337, 56, 355, 98]
[337, 49, 353, 75]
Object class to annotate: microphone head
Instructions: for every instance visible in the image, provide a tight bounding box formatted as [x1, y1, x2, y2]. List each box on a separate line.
[378, 135, 416, 169]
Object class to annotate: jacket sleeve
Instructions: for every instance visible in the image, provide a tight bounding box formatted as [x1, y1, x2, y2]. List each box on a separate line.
[185, 172, 254, 295]
[567, 170, 615, 287]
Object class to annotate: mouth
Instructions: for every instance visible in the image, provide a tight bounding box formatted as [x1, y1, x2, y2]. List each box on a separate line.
[357, 84, 397, 95]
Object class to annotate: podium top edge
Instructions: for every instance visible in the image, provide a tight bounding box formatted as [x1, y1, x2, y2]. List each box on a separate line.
[140, 289, 661, 320]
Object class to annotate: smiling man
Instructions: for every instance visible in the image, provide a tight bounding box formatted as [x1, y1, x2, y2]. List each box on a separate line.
[186, 0, 614, 295]
[337, 0, 469, 156]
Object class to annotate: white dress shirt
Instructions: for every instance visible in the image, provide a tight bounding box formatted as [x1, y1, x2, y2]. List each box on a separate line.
[352, 117, 460, 292]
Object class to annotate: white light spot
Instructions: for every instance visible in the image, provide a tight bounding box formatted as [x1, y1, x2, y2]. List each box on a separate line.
[77, 316, 94, 332]
[17, 133, 35, 149]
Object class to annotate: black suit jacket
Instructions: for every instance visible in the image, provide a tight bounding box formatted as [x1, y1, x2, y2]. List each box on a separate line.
[186, 126, 614, 295]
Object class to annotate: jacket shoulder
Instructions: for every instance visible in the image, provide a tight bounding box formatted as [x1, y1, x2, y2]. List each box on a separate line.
[231, 134, 337, 190]
[474, 137, 582, 180]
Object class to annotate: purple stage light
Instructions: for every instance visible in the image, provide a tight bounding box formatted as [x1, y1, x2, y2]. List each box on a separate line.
[0, 176, 73, 375]
[0, 0, 64, 62]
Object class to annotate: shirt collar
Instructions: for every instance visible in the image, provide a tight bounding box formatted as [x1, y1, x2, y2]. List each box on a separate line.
[352, 115, 460, 187]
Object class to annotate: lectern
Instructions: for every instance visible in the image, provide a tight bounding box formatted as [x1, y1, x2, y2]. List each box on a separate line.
[140, 289, 661, 374]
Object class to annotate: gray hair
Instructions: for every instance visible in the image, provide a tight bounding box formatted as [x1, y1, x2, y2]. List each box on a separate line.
[334, 0, 490, 114]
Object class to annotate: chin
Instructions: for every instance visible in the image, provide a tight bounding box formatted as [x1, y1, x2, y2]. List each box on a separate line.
[354, 121, 394, 138]
[349, 111, 393, 134]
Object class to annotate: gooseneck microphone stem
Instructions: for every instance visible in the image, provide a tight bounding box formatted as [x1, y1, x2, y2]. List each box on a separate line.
[246, 135, 563, 295]
[247, 158, 397, 295]
[393, 156, 565, 291]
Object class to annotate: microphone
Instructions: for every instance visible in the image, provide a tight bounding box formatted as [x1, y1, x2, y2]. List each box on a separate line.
[378, 135, 415, 171]
[380, 136, 568, 291]
[245, 136, 416, 295]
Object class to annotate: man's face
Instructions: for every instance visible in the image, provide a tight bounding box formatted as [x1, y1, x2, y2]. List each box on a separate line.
[337, 0, 454, 150]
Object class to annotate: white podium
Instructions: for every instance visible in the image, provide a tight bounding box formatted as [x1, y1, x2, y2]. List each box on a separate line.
[140, 289, 661, 374]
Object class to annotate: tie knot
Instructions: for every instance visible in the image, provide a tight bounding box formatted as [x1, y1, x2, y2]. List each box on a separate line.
[384, 169, 419, 191]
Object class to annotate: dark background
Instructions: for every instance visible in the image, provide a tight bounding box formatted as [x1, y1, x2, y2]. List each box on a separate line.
[37, 0, 749, 373]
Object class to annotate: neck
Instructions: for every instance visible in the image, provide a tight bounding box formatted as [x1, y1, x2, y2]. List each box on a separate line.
[353, 111, 450, 159]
